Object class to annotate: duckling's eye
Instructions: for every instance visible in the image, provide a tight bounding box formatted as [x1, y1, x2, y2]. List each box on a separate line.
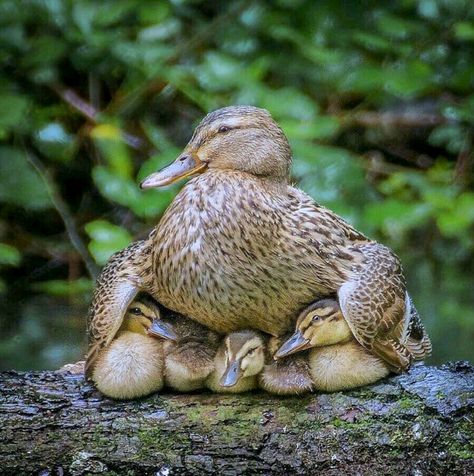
[217, 125, 231, 133]
[312, 315, 320, 322]
[129, 307, 142, 316]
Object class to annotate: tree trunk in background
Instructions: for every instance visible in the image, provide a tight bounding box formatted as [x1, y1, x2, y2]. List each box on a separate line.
[0, 362, 473, 475]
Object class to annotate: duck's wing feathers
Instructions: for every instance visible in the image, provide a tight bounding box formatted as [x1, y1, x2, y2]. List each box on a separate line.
[85, 240, 151, 378]
[338, 242, 415, 373]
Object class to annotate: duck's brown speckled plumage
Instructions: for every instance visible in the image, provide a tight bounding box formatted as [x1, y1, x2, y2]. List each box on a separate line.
[150, 169, 366, 336]
[86, 105, 431, 375]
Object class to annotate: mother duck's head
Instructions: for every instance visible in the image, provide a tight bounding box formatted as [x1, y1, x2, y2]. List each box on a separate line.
[140, 106, 292, 189]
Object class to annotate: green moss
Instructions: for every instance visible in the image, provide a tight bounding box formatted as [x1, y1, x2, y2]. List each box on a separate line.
[101, 471, 136, 476]
[389, 428, 409, 446]
[271, 396, 314, 426]
[136, 425, 192, 461]
[90, 424, 115, 449]
[331, 415, 375, 430]
[396, 396, 417, 410]
[387, 447, 403, 457]
[186, 405, 206, 424]
[444, 419, 474, 460]
[450, 448, 474, 460]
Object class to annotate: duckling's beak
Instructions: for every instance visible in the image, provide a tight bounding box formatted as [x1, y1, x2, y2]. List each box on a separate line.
[147, 319, 178, 342]
[220, 360, 242, 387]
[140, 153, 207, 189]
[274, 331, 311, 359]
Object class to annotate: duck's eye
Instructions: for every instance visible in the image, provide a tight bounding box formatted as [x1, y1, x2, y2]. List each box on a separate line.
[129, 307, 143, 316]
[217, 125, 231, 133]
[312, 315, 320, 322]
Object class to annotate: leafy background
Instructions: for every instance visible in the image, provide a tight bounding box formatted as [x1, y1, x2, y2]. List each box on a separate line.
[0, 0, 473, 370]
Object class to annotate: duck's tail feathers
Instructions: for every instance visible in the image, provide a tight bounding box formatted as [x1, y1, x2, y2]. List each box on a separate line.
[406, 332, 432, 361]
[405, 300, 432, 361]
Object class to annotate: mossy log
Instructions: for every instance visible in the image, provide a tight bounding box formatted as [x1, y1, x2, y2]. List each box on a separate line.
[0, 362, 473, 475]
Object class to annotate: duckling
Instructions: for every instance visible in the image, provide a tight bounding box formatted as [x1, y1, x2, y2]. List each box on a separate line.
[308, 341, 390, 392]
[206, 330, 266, 393]
[275, 299, 391, 391]
[148, 310, 220, 392]
[258, 336, 314, 396]
[206, 331, 313, 395]
[277, 295, 431, 372]
[88, 296, 175, 400]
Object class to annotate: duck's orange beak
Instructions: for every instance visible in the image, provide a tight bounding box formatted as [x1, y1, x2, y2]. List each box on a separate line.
[274, 331, 312, 359]
[140, 152, 207, 189]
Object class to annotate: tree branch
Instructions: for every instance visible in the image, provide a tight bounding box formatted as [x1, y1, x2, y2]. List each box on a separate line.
[49, 83, 147, 151]
[23, 146, 99, 279]
[0, 362, 472, 475]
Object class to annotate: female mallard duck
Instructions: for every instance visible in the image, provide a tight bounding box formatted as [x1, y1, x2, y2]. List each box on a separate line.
[88, 295, 175, 400]
[147, 311, 220, 392]
[275, 298, 431, 391]
[91, 105, 430, 374]
[206, 330, 313, 395]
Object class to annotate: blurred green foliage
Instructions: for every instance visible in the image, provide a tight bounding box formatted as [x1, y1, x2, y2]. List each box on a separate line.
[0, 0, 473, 369]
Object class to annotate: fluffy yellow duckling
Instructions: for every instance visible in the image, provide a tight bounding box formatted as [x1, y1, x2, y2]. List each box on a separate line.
[206, 330, 266, 393]
[148, 312, 220, 392]
[275, 299, 391, 391]
[88, 297, 174, 400]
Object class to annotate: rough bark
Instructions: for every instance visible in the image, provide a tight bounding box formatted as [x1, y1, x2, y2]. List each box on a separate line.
[0, 362, 473, 476]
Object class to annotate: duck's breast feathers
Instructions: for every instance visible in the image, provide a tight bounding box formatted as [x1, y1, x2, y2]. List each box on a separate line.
[152, 170, 373, 334]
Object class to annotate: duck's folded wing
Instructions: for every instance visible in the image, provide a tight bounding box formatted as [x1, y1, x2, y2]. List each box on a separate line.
[338, 242, 415, 373]
[85, 240, 150, 378]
